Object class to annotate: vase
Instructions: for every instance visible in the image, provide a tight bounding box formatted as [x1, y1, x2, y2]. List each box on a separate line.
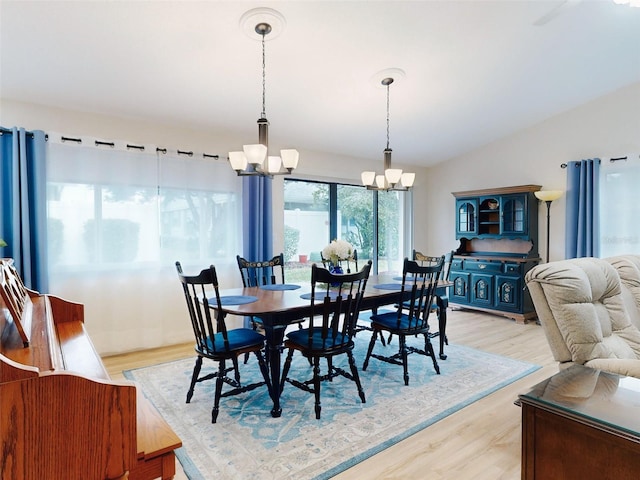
[329, 264, 343, 287]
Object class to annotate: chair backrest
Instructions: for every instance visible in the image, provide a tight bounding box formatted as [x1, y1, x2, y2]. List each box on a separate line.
[305, 260, 372, 348]
[175, 262, 230, 355]
[236, 253, 285, 287]
[395, 256, 444, 332]
[606, 255, 640, 330]
[525, 257, 640, 367]
[320, 249, 359, 273]
[413, 249, 453, 282]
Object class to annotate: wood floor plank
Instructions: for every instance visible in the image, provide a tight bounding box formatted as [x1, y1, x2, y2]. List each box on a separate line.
[102, 308, 557, 479]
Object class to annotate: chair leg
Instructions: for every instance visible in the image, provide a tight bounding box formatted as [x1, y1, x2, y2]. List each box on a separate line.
[313, 356, 322, 419]
[399, 335, 410, 386]
[212, 359, 225, 424]
[362, 328, 378, 371]
[231, 355, 241, 384]
[280, 347, 295, 394]
[244, 316, 260, 364]
[186, 355, 203, 403]
[254, 349, 272, 392]
[346, 350, 366, 404]
[424, 334, 441, 375]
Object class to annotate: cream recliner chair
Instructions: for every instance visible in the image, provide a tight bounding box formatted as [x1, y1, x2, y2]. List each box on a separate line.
[606, 254, 640, 330]
[525, 257, 640, 378]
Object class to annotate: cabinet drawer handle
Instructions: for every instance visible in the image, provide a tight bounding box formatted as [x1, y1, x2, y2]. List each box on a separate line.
[478, 264, 486, 269]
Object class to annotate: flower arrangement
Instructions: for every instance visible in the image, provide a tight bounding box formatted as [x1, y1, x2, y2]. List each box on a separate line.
[322, 239, 354, 266]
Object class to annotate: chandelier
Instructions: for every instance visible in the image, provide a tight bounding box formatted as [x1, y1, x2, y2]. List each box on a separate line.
[228, 9, 299, 177]
[361, 76, 415, 191]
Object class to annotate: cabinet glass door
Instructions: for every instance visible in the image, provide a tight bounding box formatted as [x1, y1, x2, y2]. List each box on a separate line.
[501, 194, 527, 236]
[456, 199, 477, 238]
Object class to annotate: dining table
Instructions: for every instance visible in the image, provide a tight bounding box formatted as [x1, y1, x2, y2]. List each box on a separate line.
[212, 273, 451, 417]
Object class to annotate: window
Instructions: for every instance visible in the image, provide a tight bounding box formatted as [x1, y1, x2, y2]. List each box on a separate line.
[600, 157, 640, 257]
[46, 136, 242, 354]
[284, 179, 410, 276]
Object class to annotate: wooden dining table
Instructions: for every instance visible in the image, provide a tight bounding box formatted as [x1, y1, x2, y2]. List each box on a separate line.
[212, 273, 451, 417]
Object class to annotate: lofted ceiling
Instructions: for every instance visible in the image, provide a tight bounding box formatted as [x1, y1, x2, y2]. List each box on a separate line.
[1, 0, 639, 167]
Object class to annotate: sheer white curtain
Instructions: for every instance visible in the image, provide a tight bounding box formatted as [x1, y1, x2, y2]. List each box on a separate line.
[600, 154, 640, 258]
[46, 134, 242, 355]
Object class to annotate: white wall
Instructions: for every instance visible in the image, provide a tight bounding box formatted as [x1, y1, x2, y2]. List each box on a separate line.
[421, 81, 640, 263]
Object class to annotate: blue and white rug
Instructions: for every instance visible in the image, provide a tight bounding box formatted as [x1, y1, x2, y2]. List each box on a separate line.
[125, 331, 539, 479]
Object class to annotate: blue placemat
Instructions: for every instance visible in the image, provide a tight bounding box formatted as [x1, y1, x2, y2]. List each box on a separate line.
[373, 283, 403, 290]
[259, 284, 301, 291]
[212, 295, 258, 305]
[300, 291, 339, 301]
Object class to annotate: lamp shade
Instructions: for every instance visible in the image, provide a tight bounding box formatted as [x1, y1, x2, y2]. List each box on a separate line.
[375, 175, 386, 189]
[361, 171, 376, 186]
[229, 151, 248, 171]
[280, 149, 299, 169]
[385, 168, 403, 185]
[534, 190, 563, 202]
[400, 172, 415, 188]
[266, 156, 282, 173]
[243, 144, 267, 166]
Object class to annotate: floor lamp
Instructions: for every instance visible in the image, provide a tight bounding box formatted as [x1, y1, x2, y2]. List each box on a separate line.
[534, 190, 563, 263]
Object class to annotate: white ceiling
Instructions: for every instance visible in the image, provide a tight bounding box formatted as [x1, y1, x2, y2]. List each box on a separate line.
[1, 0, 639, 167]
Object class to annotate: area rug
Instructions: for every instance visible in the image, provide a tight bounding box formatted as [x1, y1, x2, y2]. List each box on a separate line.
[125, 331, 539, 480]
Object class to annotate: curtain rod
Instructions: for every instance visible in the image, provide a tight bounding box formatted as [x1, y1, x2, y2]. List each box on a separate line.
[560, 157, 627, 168]
[0, 127, 35, 138]
[56, 133, 219, 160]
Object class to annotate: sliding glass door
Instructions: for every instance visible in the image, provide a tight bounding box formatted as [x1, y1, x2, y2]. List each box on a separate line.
[284, 179, 410, 276]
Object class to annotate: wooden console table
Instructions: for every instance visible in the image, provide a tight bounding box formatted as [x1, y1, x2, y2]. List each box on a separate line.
[519, 365, 640, 480]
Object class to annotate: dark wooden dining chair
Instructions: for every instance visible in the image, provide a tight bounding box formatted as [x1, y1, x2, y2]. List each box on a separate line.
[175, 261, 271, 423]
[279, 260, 372, 419]
[363, 257, 444, 385]
[320, 249, 378, 341]
[410, 251, 448, 310]
[414, 250, 453, 285]
[411, 250, 453, 346]
[236, 253, 286, 287]
[236, 252, 304, 332]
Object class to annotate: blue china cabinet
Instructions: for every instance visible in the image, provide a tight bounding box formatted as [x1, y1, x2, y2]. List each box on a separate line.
[450, 185, 541, 323]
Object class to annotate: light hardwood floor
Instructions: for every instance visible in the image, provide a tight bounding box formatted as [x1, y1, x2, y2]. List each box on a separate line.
[103, 308, 557, 480]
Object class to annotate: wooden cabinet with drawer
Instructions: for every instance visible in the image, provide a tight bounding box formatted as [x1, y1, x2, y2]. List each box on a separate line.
[450, 185, 541, 323]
